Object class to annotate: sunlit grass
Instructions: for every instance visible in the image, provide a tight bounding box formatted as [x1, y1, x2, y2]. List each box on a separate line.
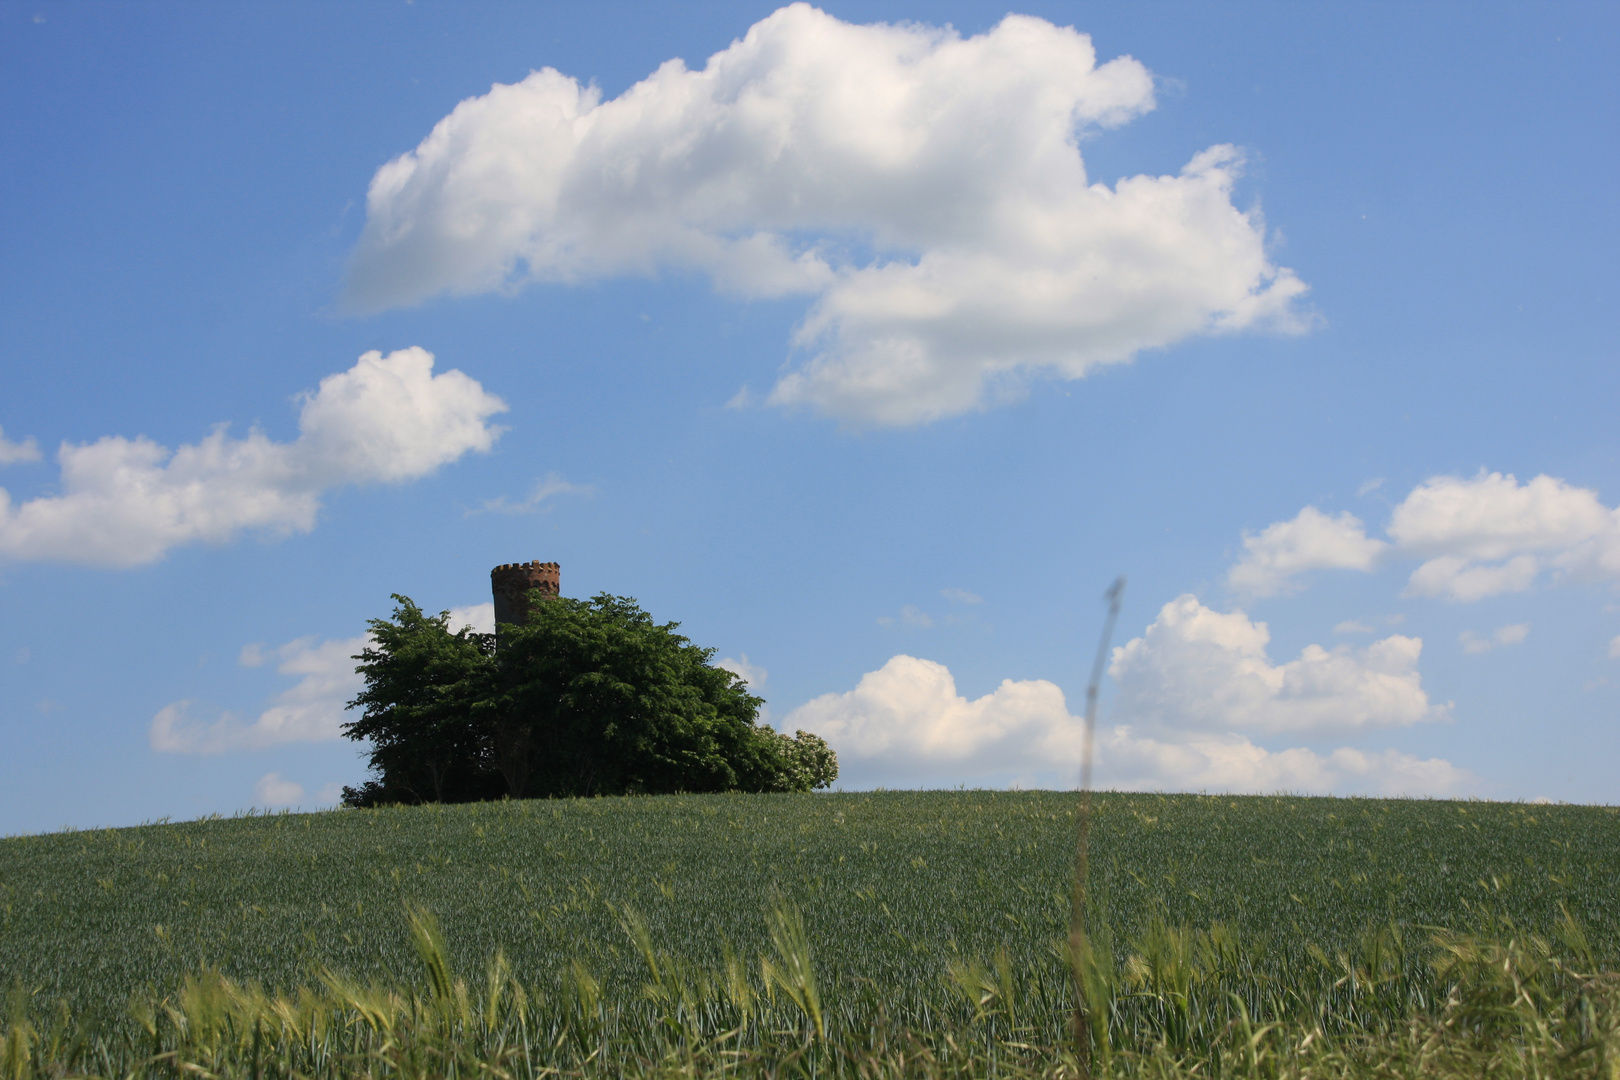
[1, 791, 1617, 1076]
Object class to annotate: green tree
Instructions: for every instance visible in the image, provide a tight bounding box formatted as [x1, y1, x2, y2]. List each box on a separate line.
[493, 592, 795, 797]
[341, 590, 837, 805]
[340, 596, 501, 807]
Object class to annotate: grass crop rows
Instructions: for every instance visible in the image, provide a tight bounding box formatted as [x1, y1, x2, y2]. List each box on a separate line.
[1, 791, 1617, 1076]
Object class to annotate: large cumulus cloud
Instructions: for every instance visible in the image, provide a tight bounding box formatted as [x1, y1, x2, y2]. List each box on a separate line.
[1108, 595, 1443, 736]
[347, 4, 1308, 425]
[782, 599, 1466, 795]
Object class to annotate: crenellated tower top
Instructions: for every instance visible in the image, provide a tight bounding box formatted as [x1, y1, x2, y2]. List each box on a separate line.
[491, 561, 560, 631]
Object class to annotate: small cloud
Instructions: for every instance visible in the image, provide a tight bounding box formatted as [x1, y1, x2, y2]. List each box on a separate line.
[0, 426, 41, 465]
[1494, 623, 1530, 646]
[13, 647, 28, 664]
[1385, 613, 1406, 626]
[941, 587, 983, 605]
[726, 386, 755, 409]
[36, 699, 62, 714]
[1609, 634, 1620, 660]
[445, 602, 494, 635]
[0, 348, 505, 567]
[253, 772, 305, 807]
[1333, 620, 1375, 635]
[161, 601, 483, 757]
[1585, 676, 1609, 691]
[316, 782, 346, 804]
[474, 472, 593, 515]
[1226, 507, 1386, 597]
[1357, 477, 1385, 496]
[1230, 471, 1620, 605]
[1460, 623, 1530, 654]
[878, 604, 934, 629]
[152, 633, 370, 753]
[717, 653, 767, 689]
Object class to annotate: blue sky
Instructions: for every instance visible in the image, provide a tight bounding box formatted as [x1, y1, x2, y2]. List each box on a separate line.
[1, 1, 1616, 833]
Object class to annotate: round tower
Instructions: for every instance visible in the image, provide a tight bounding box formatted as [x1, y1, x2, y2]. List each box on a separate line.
[491, 560, 560, 630]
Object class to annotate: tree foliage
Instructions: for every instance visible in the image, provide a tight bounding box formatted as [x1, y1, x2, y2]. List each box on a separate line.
[341, 592, 836, 806]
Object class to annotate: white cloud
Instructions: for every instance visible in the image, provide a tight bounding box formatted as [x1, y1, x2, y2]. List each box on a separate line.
[1406, 554, 1540, 602]
[151, 634, 369, 753]
[1230, 471, 1620, 601]
[1391, 472, 1620, 599]
[785, 643, 1469, 795]
[717, 653, 767, 689]
[941, 587, 983, 605]
[1609, 634, 1620, 660]
[156, 600, 495, 754]
[785, 654, 1082, 781]
[1227, 507, 1387, 597]
[1333, 620, 1376, 634]
[253, 772, 306, 807]
[1389, 472, 1613, 562]
[0, 348, 505, 567]
[347, 5, 1308, 426]
[1109, 595, 1443, 736]
[1459, 623, 1529, 654]
[476, 472, 593, 514]
[0, 427, 41, 465]
[877, 604, 935, 629]
[445, 602, 495, 635]
[1493, 622, 1530, 646]
[1098, 730, 1473, 796]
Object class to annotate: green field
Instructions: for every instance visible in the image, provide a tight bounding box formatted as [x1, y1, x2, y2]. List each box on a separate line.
[2, 790, 1617, 1076]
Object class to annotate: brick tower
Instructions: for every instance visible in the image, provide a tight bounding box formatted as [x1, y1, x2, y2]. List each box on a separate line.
[490, 560, 560, 632]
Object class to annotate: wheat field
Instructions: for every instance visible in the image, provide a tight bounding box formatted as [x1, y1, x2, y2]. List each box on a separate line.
[2, 791, 1617, 1076]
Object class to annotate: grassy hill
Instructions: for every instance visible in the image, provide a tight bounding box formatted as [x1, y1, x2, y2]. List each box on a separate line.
[4, 791, 1617, 1011]
[1, 790, 1617, 1076]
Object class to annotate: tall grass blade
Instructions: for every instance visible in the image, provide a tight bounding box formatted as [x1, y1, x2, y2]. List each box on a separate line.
[1071, 575, 1124, 1075]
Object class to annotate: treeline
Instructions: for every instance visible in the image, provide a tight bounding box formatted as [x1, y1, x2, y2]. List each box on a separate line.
[341, 593, 835, 806]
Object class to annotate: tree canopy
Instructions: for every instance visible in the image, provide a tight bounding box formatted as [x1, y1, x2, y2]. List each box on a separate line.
[341, 592, 835, 806]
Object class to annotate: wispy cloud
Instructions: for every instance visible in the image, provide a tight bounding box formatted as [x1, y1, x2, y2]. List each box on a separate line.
[253, 772, 306, 807]
[878, 605, 935, 629]
[716, 654, 767, 690]
[152, 634, 370, 753]
[0, 427, 41, 466]
[1459, 623, 1529, 654]
[474, 472, 593, 515]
